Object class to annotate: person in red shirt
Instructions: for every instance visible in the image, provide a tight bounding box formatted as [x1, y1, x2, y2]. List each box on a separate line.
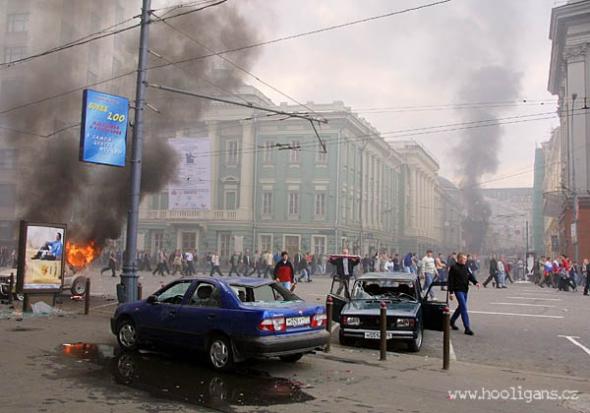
[274, 251, 295, 290]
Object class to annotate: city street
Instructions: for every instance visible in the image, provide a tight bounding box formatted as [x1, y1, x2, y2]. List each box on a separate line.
[75, 269, 590, 378]
[1, 270, 590, 412]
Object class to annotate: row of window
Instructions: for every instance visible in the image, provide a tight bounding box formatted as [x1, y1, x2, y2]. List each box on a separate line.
[7, 13, 28, 33]
[262, 191, 326, 217]
[224, 139, 328, 166]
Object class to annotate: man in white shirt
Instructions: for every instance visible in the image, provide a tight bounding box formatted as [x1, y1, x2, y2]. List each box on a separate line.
[421, 250, 438, 300]
[209, 252, 223, 277]
[185, 250, 195, 276]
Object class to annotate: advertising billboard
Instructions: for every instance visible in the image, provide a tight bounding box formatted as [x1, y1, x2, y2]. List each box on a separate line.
[16, 221, 67, 293]
[169, 137, 211, 210]
[80, 89, 129, 167]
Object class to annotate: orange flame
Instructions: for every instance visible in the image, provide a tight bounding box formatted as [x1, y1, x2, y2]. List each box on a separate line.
[66, 241, 101, 270]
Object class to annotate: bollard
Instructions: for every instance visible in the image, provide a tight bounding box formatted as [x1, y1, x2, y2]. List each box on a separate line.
[84, 278, 91, 315]
[8, 273, 14, 304]
[137, 283, 143, 300]
[22, 293, 30, 313]
[443, 306, 450, 370]
[326, 295, 333, 352]
[380, 301, 387, 361]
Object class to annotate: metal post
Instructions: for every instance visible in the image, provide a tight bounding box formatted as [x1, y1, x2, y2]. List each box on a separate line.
[379, 301, 387, 361]
[137, 283, 143, 300]
[120, 0, 151, 303]
[8, 273, 14, 304]
[443, 307, 450, 370]
[571, 94, 579, 264]
[326, 295, 333, 352]
[22, 294, 29, 313]
[84, 278, 91, 315]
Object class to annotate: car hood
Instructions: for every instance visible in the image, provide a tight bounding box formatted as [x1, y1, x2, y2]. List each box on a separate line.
[342, 300, 420, 317]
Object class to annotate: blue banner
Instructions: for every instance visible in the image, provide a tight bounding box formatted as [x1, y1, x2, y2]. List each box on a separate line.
[80, 89, 129, 167]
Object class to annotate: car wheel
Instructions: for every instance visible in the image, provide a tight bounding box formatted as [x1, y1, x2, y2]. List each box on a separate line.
[279, 353, 304, 363]
[407, 324, 423, 352]
[117, 318, 139, 351]
[208, 335, 234, 371]
[70, 276, 87, 296]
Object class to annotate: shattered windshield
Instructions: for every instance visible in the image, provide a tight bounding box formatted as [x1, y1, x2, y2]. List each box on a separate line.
[351, 279, 417, 302]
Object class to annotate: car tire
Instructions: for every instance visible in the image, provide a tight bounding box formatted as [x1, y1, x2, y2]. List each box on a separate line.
[71, 276, 87, 296]
[279, 353, 304, 363]
[116, 318, 139, 351]
[208, 335, 234, 372]
[407, 323, 423, 352]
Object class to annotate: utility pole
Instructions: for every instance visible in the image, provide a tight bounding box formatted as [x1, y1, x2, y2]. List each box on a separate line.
[570, 93, 579, 264]
[359, 140, 368, 256]
[119, 0, 151, 303]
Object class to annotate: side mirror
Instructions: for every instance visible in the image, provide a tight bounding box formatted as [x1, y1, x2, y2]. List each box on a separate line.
[146, 295, 157, 304]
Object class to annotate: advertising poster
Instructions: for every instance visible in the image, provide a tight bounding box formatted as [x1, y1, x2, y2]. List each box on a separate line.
[79, 89, 129, 167]
[169, 137, 211, 210]
[17, 221, 66, 293]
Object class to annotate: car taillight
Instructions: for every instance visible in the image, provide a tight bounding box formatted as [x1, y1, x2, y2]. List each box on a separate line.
[258, 317, 286, 332]
[311, 313, 327, 328]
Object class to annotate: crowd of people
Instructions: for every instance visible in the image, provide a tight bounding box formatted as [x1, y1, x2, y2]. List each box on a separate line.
[533, 254, 590, 294]
[0, 247, 16, 268]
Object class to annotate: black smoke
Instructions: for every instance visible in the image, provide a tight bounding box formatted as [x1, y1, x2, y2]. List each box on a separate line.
[457, 67, 521, 252]
[2, 1, 259, 247]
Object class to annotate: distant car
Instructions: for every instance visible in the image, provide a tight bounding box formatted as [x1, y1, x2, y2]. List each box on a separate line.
[328, 272, 448, 352]
[111, 277, 330, 371]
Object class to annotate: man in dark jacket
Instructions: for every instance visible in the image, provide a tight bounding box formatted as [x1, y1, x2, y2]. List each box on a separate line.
[329, 248, 360, 298]
[482, 255, 498, 288]
[448, 253, 480, 336]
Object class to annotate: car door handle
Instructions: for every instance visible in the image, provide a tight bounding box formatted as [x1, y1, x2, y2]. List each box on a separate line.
[207, 314, 216, 319]
[168, 310, 177, 317]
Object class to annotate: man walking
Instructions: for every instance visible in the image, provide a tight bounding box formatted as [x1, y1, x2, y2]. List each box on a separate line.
[209, 252, 223, 277]
[228, 252, 240, 277]
[421, 250, 438, 300]
[483, 255, 498, 288]
[274, 251, 295, 290]
[100, 250, 117, 278]
[329, 248, 360, 298]
[448, 253, 480, 336]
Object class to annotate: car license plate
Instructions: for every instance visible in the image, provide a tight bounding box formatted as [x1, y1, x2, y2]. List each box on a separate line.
[364, 331, 393, 339]
[286, 316, 310, 327]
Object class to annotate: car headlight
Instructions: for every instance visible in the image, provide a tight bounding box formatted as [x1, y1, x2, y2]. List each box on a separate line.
[342, 316, 360, 326]
[396, 318, 415, 328]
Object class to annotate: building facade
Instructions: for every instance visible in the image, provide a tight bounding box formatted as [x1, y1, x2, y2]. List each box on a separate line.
[436, 177, 464, 253]
[547, 0, 590, 261]
[390, 141, 442, 254]
[138, 87, 406, 260]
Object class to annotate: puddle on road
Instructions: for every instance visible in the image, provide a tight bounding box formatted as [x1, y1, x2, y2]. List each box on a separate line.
[58, 342, 314, 412]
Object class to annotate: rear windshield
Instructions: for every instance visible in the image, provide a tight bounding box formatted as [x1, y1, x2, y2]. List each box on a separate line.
[229, 282, 302, 306]
[351, 279, 417, 302]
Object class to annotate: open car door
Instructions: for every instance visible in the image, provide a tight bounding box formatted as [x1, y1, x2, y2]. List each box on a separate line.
[421, 280, 448, 331]
[326, 276, 349, 323]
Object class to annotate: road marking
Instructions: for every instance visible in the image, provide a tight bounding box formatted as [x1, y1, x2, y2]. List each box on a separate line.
[558, 335, 590, 358]
[490, 302, 557, 308]
[505, 296, 562, 301]
[449, 340, 457, 361]
[470, 310, 563, 319]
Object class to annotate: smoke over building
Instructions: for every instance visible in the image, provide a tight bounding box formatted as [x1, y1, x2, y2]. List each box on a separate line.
[0, 0, 259, 248]
[457, 66, 521, 252]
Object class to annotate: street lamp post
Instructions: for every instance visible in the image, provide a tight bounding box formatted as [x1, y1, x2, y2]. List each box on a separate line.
[119, 0, 151, 303]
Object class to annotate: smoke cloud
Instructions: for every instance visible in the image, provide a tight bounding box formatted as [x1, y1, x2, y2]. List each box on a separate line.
[457, 67, 521, 252]
[3, 0, 259, 248]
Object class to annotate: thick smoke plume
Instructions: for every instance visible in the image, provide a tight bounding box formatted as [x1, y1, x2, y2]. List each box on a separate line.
[457, 67, 521, 252]
[3, 0, 258, 248]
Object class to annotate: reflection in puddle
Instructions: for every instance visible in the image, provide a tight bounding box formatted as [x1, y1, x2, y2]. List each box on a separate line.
[60, 343, 313, 410]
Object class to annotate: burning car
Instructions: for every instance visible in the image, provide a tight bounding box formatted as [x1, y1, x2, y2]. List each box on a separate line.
[63, 241, 101, 296]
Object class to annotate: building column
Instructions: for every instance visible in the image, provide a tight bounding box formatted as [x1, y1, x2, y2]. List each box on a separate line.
[208, 121, 219, 210]
[239, 120, 255, 220]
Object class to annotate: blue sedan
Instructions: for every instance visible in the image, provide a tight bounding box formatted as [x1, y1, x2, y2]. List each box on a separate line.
[111, 277, 330, 371]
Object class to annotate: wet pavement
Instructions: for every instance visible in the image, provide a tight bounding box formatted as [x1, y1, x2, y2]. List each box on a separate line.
[56, 343, 313, 413]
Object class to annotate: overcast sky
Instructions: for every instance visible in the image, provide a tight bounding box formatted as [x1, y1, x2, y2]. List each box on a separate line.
[235, 0, 562, 188]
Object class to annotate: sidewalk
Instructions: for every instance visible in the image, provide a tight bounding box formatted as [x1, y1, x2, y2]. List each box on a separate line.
[2, 307, 589, 413]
